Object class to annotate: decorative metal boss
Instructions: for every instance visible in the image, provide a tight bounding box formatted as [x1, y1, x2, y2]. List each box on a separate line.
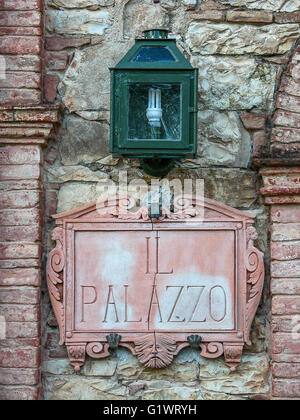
[110, 29, 198, 176]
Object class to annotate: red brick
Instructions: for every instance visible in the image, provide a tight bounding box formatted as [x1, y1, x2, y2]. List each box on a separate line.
[0, 190, 40, 209]
[273, 333, 300, 354]
[273, 353, 300, 363]
[0, 123, 52, 138]
[0, 0, 42, 10]
[271, 223, 300, 241]
[272, 314, 300, 332]
[0, 244, 41, 260]
[0, 347, 40, 368]
[240, 113, 266, 130]
[253, 131, 267, 158]
[44, 74, 60, 103]
[15, 109, 59, 123]
[271, 205, 300, 223]
[0, 11, 41, 27]
[45, 36, 91, 51]
[0, 259, 41, 269]
[44, 190, 58, 218]
[0, 180, 40, 192]
[0, 110, 13, 121]
[272, 261, 300, 278]
[0, 164, 40, 180]
[0, 37, 41, 55]
[0, 304, 39, 322]
[274, 110, 300, 129]
[227, 10, 272, 23]
[280, 77, 300, 97]
[0, 26, 42, 36]
[0, 208, 41, 226]
[0, 72, 41, 89]
[287, 62, 300, 80]
[0, 385, 40, 400]
[272, 242, 300, 261]
[273, 379, 300, 398]
[0, 287, 40, 304]
[0, 226, 41, 242]
[0, 146, 41, 166]
[272, 296, 300, 315]
[276, 94, 300, 113]
[5, 322, 39, 339]
[44, 51, 68, 71]
[0, 338, 40, 348]
[273, 363, 300, 379]
[0, 268, 40, 287]
[4, 55, 41, 72]
[271, 127, 300, 144]
[275, 12, 300, 23]
[0, 89, 41, 105]
[272, 278, 300, 296]
[0, 368, 39, 385]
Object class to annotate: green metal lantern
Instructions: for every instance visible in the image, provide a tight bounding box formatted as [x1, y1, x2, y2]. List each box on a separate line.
[110, 29, 198, 176]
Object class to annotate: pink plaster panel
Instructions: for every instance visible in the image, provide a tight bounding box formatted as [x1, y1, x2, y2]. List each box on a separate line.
[47, 196, 264, 372]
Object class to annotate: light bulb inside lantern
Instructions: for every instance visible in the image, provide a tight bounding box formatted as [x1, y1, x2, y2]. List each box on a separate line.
[146, 88, 162, 128]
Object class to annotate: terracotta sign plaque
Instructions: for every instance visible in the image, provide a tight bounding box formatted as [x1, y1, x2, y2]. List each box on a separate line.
[47, 196, 264, 371]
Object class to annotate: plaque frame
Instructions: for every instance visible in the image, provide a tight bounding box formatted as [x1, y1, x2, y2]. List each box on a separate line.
[47, 195, 264, 372]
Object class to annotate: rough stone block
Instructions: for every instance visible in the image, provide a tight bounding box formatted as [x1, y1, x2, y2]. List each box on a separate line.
[186, 23, 299, 55]
[226, 10, 273, 23]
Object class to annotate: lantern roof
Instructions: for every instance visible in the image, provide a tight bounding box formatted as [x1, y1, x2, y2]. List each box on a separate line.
[113, 29, 193, 71]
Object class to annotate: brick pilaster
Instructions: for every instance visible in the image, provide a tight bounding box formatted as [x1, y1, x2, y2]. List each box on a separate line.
[261, 169, 300, 400]
[0, 106, 59, 400]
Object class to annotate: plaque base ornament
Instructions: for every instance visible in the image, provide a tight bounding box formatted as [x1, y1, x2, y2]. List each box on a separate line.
[47, 196, 264, 372]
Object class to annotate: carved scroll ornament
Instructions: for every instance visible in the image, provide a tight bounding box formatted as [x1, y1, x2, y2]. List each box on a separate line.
[47, 195, 265, 372]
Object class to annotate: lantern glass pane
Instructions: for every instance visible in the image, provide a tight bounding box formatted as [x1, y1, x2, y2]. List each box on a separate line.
[132, 47, 176, 63]
[128, 83, 181, 141]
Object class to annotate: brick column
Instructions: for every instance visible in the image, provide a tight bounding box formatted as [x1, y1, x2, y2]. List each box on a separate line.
[261, 169, 300, 400]
[0, 107, 59, 400]
[0, 0, 59, 400]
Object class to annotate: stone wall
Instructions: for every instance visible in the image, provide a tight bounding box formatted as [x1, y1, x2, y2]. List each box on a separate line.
[41, 0, 298, 401]
[0, 0, 299, 400]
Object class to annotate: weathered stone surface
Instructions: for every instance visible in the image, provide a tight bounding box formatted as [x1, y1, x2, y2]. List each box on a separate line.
[43, 376, 126, 400]
[59, 117, 110, 165]
[57, 183, 101, 212]
[123, 0, 177, 39]
[192, 56, 277, 111]
[48, 0, 114, 8]
[42, 359, 74, 375]
[117, 349, 199, 382]
[46, 165, 109, 183]
[199, 353, 270, 395]
[220, 0, 300, 11]
[172, 168, 257, 208]
[59, 42, 132, 116]
[186, 23, 300, 55]
[83, 359, 117, 377]
[46, 10, 110, 35]
[195, 111, 252, 168]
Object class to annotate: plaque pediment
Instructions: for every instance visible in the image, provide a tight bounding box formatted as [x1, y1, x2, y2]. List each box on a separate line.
[47, 195, 264, 372]
[53, 195, 256, 223]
